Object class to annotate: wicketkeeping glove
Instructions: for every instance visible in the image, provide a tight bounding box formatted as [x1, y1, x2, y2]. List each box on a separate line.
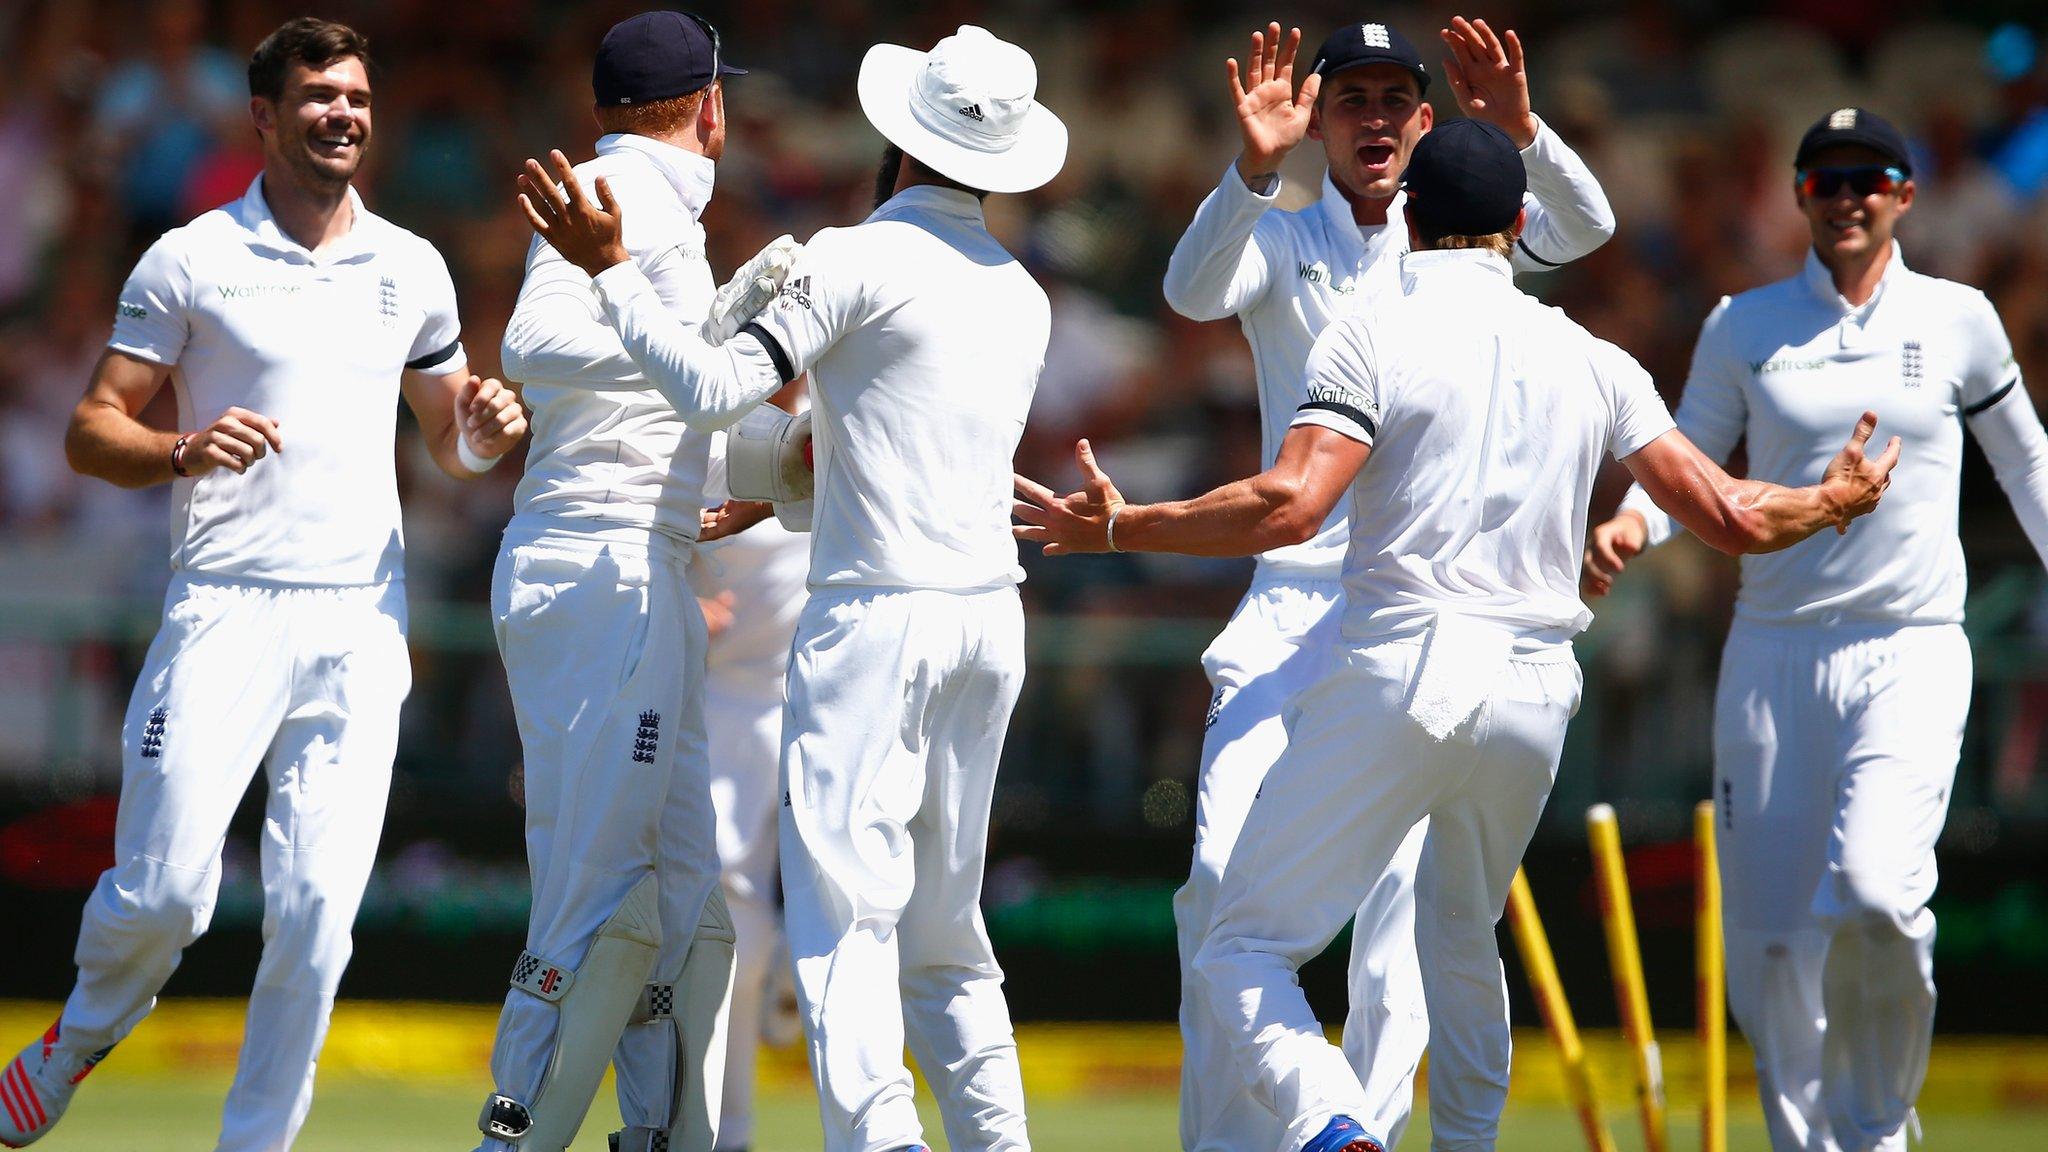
[701, 234, 802, 346]
[724, 406, 814, 503]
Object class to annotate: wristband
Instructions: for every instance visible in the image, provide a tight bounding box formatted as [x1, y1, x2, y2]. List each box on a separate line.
[170, 435, 191, 477]
[1106, 503, 1126, 553]
[455, 433, 502, 474]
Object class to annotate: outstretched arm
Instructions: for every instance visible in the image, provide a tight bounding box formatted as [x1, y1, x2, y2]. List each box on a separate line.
[1014, 427, 1366, 558]
[1620, 411, 1898, 556]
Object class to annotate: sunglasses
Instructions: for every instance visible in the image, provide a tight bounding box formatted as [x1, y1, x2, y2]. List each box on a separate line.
[681, 10, 722, 83]
[1796, 165, 1907, 199]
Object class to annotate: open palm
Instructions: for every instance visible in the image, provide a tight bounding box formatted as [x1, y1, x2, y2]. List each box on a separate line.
[1230, 23, 1322, 178]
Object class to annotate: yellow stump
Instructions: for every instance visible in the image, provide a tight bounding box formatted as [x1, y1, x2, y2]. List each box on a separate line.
[1505, 868, 1618, 1152]
[1588, 803, 1669, 1152]
[1696, 801, 1727, 1152]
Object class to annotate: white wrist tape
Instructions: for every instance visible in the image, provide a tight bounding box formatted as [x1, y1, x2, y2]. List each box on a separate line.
[725, 407, 813, 502]
[455, 433, 502, 474]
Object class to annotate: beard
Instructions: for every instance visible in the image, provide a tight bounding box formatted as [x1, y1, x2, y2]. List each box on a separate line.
[873, 143, 905, 210]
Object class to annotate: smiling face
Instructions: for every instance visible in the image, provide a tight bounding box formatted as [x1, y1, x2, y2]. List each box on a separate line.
[1796, 143, 1914, 266]
[1310, 63, 1432, 202]
[252, 55, 371, 193]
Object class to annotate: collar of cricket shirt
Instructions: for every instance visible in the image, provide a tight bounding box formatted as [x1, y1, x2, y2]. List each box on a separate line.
[598, 133, 716, 220]
[870, 183, 986, 225]
[1400, 246, 1513, 292]
[1319, 173, 1400, 280]
[1802, 239, 1906, 348]
[233, 174, 373, 264]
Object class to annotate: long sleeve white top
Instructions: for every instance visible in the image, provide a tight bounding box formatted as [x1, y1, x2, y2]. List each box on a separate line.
[1618, 245, 2048, 627]
[498, 134, 731, 542]
[1163, 116, 1616, 578]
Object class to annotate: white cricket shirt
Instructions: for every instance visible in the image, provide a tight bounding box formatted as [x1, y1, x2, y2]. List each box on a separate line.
[499, 135, 720, 543]
[109, 175, 465, 586]
[1294, 249, 1675, 646]
[738, 185, 1051, 591]
[1164, 118, 1615, 579]
[1618, 245, 2048, 627]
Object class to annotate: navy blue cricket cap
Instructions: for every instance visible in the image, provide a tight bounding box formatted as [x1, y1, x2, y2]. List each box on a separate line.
[593, 10, 745, 107]
[1793, 107, 1912, 175]
[1311, 21, 1430, 94]
[1402, 118, 1526, 237]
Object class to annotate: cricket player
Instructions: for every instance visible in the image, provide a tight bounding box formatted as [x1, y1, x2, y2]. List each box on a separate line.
[0, 18, 527, 1151]
[1583, 107, 2048, 1152]
[691, 389, 812, 1152]
[516, 25, 1066, 1152]
[478, 12, 801, 1152]
[1162, 18, 1614, 1148]
[1017, 118, 1899, 1152]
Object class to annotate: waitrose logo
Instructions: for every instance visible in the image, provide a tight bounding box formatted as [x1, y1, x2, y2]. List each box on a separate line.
[1750, 357, 1827, 374]
[217, 283, 303, 300]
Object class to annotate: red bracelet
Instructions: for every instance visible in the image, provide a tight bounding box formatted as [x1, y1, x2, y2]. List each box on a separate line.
[171, 435, 191, 477]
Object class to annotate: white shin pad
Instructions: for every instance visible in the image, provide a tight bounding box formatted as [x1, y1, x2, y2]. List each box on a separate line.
[612, 887, 737, 1152]
[481, 872, 663, 1151]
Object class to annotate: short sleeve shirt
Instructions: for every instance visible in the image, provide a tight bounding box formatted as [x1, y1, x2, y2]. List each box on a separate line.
[1291, 249, 1673, 645]
[110, 176, 464, 585]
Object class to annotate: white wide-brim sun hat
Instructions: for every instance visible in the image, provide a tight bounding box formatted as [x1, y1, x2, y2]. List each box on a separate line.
[857, 25, 1068, 196]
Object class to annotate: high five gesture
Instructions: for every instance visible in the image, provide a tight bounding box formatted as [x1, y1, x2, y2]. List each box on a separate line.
[1440, 16, 1538, 149]
[1229, 23, 1322, 186]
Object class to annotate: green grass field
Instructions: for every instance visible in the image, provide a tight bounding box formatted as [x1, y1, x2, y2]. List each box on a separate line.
[24, 1073, 2044, 1151]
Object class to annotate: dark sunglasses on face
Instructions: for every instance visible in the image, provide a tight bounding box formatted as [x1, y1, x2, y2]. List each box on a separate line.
[1796, 165, 1907, 199]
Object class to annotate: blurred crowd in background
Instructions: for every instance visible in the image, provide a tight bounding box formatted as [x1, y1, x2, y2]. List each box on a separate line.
[2, 0, 2048, 838]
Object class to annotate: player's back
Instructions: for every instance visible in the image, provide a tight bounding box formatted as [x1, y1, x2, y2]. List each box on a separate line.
[1324, 250, 1673, 646]
[504, 137, 717, 542]
[762, 185, 1049, 591]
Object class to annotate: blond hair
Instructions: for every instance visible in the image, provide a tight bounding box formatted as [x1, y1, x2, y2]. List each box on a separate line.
[1426, 231, 1517, 258]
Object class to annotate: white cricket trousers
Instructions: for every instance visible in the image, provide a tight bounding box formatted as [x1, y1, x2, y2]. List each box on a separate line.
[780, 586, 1029, 1152]
[706, 654, 791, 1152]
[1195, 635, 1581, 1152]
[1175, 575, 1430, 1152]
[486, 525, 723, 1137]
[1714, 620, 1968, 1152]
[58, 573, 409, 1152]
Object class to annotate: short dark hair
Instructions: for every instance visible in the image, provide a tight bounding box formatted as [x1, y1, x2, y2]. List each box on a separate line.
[248, 17, 371, 102]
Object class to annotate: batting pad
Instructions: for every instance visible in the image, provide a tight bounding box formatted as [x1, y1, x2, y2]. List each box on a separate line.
[483, 872, 662, 1151]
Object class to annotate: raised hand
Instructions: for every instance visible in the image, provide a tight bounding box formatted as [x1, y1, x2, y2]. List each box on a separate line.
[517, 150, 629, 278]
[459, 374, 528, 458]
[1013, 439, 1129, 556]
[181, 406, 282, 477]
[1581, 511, 1647, 598]
[1821, 410, 1902, 533]
[1440, 16, 1537, 148]
[1229, 22, 1323, 183]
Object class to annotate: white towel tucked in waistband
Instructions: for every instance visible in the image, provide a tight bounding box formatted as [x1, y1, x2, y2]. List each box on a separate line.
[1404, 612, 1514, 741]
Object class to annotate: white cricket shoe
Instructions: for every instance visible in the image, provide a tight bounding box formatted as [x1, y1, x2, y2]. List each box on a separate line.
[0, 1018, 111, 1147]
